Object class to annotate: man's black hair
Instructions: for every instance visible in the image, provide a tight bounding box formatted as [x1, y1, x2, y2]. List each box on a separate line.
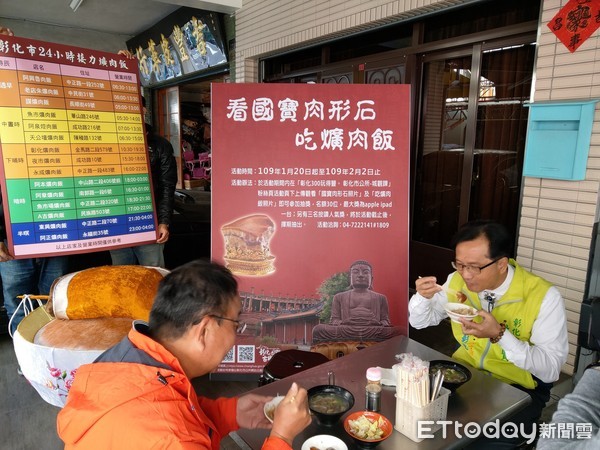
[148, 259, 238, 340]
[451, 220, 513, 260]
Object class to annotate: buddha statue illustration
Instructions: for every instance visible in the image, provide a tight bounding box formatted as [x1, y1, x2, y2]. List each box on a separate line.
[312, 260, 401, 342]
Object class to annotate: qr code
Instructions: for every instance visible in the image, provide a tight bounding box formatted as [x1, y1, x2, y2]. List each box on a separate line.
[237, 345, 255, 363]
[222, 347, 235, 363]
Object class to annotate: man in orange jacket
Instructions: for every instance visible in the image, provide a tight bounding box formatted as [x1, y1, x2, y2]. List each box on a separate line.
[57, 260, 311, 449]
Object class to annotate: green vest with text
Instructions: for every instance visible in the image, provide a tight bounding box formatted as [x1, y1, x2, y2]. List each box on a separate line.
[448, 259, 552, 389]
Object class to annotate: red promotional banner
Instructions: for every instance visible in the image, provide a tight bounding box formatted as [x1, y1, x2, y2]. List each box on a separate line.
[547, 0, 600, 52]
[0, 34, 156, 258]
[211, 83, 410, 375]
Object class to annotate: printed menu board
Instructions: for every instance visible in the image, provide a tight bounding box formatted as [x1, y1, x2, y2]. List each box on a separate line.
[0, 35, 156, 258]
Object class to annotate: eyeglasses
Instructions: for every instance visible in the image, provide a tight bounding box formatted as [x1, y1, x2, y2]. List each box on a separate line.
[451, 258, 500, 275]
[210, 315, 247, 334]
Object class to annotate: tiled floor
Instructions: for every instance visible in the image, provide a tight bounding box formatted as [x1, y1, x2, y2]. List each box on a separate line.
[0, 319, 573, 449]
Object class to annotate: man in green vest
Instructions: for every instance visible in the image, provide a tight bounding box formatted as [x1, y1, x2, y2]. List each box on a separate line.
[409, 220, 568, 448]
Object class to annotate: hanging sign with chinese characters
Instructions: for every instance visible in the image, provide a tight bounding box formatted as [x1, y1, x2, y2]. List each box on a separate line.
[0, 34, 157, 258]
[547, 0, 600, 52]
[211, 83, 410, 376]
[126, 8, 228, 87]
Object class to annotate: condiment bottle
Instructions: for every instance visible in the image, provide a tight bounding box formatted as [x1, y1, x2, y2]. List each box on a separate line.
[366, 367, 382, 385]
[365, 367, 382, 412]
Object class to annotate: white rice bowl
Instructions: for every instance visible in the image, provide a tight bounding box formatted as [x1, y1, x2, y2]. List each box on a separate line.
[263, 395, 284, 423]
[444, 303, 478, 323]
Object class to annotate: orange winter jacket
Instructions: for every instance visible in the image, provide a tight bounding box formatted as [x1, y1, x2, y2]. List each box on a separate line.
[57, 322, 288, 450]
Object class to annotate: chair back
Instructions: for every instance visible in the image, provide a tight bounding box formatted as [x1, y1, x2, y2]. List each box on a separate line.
[259, 349, 329, 386]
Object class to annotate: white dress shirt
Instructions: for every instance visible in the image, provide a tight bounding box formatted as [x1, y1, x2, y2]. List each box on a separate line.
[408, 265, 569, 384]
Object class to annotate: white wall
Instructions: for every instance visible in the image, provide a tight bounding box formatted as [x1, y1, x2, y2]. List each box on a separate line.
[0, 17, 129, 53]
[517, 0, 600, 374]
[234, 0, 476, 82]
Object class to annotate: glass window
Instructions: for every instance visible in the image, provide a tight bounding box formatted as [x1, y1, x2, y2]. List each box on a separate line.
[412, 56, 472, 247]
[412, 42, 535, 249]
[468, 43, 536, 231]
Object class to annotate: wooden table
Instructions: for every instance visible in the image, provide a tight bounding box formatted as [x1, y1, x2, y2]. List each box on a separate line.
[231, 335, 531, 449]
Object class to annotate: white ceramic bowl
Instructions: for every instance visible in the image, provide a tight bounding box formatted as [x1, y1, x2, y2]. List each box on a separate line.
[444, 303, 478, 323]
[263, 395, 284, 423]
[301, 434, 348, 450]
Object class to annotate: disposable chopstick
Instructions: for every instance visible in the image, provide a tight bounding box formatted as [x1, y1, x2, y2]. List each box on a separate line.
[436, 284, 458, 296]
[396, 361, 430, 407]
[418, 276, 460, 299]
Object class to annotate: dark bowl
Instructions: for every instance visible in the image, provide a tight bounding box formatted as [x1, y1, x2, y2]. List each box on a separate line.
[429, 360, 472, 392]
[307, 384, 355, 426]
[344, 411, 393, 448]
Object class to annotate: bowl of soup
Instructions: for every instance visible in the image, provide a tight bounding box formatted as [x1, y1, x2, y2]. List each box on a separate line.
[429, 360, 472, 391]
[307, 385, 355, 426]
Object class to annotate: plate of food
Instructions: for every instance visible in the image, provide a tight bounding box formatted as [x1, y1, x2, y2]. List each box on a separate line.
[444, 303, 478, 323]
[263, 395, 284, 423]
[344, 411, 393, 448]
[301, 434, 348, 450]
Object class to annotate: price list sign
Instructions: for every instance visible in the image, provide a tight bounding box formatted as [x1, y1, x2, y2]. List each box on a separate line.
[0, 35, 156, 258]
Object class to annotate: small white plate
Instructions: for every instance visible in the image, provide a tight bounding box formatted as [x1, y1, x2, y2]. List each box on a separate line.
[444, 303, 478, 323]
[263, 395, 284, 423]
[301, 435, 348, 450]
